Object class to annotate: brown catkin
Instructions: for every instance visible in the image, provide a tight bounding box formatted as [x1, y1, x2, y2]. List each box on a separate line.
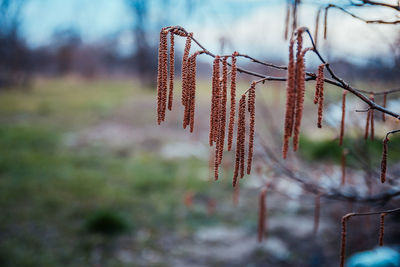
[239, 95, 246, 178]
[181, 33, 192, 107]
[313, 192, 321, 234]
[324, 7, 329, 39]
[217, 56, 229, 165]
[370, 94, 375, 140]
[339, 91, 347, 146]
[382, 92, 387, 121]
[233, 95, 246, 186]
[316, 64, 325, 128]
[378, 213, 386, 246]
[340, 214, 353, 267]
[182, 55, 192, 129]
[258, 188, 267, 242]
[157, 28, 168, 124]
[228, 52, 238, 151]
[247, 82, 256, 175]
[364, 109, 371, 140]
[209, 56, 221, 146]
[188, 52, 199, 133]
[167, 32, 175, 111]
[314, 8, 321, 47]
[381, 137, 389, 183]
[293, 47, 311, 151]
[283, 39, 296, 159]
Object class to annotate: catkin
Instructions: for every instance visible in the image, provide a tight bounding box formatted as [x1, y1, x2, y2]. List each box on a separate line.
[340, 214, 353, 267]
[247, 82, 256, 175]
[157, 28, 168, 124]
[324, 7, 329, 39]
[188, 52, 199, 133]
[228, 52, 238, 151]
[378, 213, 386, 246]
[283, 39, 296, 159]
[209, 56, 221, 146]
[339, 91, 347, 146]
[369, 94, 375, 140]
[381, 137, 388, 183]
[239, 95, 246, 179]
[313, 192, 321, 234]
[284, 3, 290, 40]
[258, 188, 267, 242]
[293, 47, 311, 151]
[364, 109, 371, 140]
[314, 9, 321, 47]
[382, 92, 387, 121]
[216, 57, 229, 165]
[181, 33, 192, 107]
[168, 32, 175, 111]
[233, 95, 246, 185]
[316, 64, 325, 128]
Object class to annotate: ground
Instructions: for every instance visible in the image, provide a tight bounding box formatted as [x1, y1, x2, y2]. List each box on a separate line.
[0, 78, 398, 267]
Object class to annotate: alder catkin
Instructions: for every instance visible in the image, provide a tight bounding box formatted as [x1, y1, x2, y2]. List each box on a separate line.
[380, 137, 388, 183]
[228, 52, 238, 151]
[283, 39, 296, 159]
[247, 82, 256, 175]
[313, 192, 321, 234]
[181, 33, 192, 106]
[382, 92, 387, 121]
[157, 28, 168, 124]
[316, 64, 325, 128]
[217, 56, 229, 165]
[188, 52, 199, 133]
[233, 95, 246, 185]
[340, 214, 353, 267]
[210, 56, 221, 145]
[339, 91, 347, 146]
[324, 7, 329, 39]
[293, 47, 311, 151]
[369, 93, 375, 140]
[364, 109, 371, 140]
[258, 188, 267, 242]
[239, 95, 246, 179]
[168, 32, 175, 111]
[378, 213, 386, 246]
[314, 8, 321, 47]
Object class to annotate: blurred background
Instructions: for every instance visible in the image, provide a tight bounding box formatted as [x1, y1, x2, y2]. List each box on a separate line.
[1, 0, 400, 266]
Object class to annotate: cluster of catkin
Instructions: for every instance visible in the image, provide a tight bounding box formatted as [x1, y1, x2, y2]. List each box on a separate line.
[209, 52, 257, 186]
[340, 212, 389, 267]
[282, 28, 315, 158]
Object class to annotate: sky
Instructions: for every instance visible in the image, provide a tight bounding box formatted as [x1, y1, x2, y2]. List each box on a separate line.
[20, 0, 400, 65]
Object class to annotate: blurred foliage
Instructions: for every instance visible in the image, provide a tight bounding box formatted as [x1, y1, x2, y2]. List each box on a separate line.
[299, 135, 400, 168]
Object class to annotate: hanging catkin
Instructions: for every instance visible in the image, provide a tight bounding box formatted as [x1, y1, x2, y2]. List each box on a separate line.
[183, 55, 192, 129]
[209, 56, 221, 146]
[313, 192, 321, 234]
[228, 52, 238, 151]
[188, 52, 199, 133]
[380, 136, 388, 183]
[157, 28, 168, 124]
[233, 95, 246, 185]
[316, 64, 325, 128]
[258, 187, 267, 242]
[324, 7, 329, 39]
[364, 109, 371, 140]
[167, 32, 175, 111]
[293, 47, 311, 151]
[239, 95, 246, 179]
[216, 56, 229, 165]
[314, 9, 321, 47]
[369, 93, 375, 140]
[247, 82, 256, 175]
[181, 33, 192, 107]
[283, 39, 296, 159]
[382, 92, 387, 121]
[340, 214, 353, 267]
[339, 91, 347, 146]
[378, 213, 386, 246]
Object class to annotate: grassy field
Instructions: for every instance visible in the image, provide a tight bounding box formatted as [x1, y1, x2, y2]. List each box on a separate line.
[0, 78, 240, 266]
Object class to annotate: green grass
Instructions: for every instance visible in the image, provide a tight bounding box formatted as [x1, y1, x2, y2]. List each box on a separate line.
[0, 79, 233, 266]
